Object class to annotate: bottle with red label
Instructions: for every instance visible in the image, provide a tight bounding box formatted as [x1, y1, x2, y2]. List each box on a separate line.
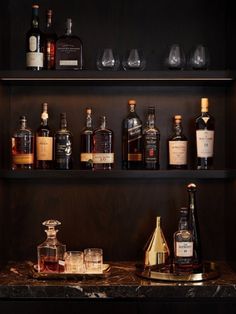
[44, 9, 57, 70]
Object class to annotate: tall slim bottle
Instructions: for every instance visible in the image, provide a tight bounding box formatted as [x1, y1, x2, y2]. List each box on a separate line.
[187, 183, 202, 268]
[122, 99, 143, 169]
[196, 98, 215, 169]
[80, 108, 93, 170]
[44, 9, 57, 70]
[54, 113, 73, 170]
[26, 4, 44, 70]
[36, 103, 53, 169]
[143, 107, 160, 170]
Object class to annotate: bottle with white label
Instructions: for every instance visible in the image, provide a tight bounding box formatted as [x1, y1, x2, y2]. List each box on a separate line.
[168, 115, 188, 169]
[26, 4, 44, 70]
[196, 98, 215, 170]
[174, 207, 193, 272]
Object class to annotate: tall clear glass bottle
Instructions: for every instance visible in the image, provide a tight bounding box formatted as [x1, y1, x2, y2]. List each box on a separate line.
[36, 103, 53, 169]
[12, 115, 34, 170]
[37, 220, 66, 273]
[168, 115, 188, 169]
[196, 98, 215, 169]
[122, 99, 143, 169]
[143, 106, 160, 170]
[93, 116, 114, 170]
[44, 9, 57, 70]
[80, 108, 93, 170]
[56, 18, 83, 70]
[26, 4, 44, 70]
[54, 113, 73, 170]
[174, 207, 193, 272]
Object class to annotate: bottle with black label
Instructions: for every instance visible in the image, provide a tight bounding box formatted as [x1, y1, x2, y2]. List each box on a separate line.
[26, 4, 44, 70]
[122, 99, 143, 169]
[54, 113, 73, 170]
[143, 106, 160, 170]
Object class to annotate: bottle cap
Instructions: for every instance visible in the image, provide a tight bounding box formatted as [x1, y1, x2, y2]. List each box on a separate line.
[20, 115, 27, 122]
[86, 107, 92, 115]
[201, 98, 209, 112]
[128, 99, 136, 106]
[32, 4, 39, 9]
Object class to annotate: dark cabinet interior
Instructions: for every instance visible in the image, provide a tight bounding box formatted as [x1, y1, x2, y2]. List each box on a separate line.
[0, 0, 235, 269]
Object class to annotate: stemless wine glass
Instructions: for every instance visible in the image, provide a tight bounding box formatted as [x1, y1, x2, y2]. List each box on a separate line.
[96, 48, 120, 71]
[165, 44, 186, 70]
[122, 49, 146, 71]
[189, 45, 210, 70]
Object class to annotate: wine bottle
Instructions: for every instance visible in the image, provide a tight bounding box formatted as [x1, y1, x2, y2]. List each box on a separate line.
[122, 99, 143, 169]
[187, 183, 202, 268]
[196, 98, 215, 170]
[36, 103, 53, 169]
[168, 115, 188, 169]
[54, 113, 73, 170]
[26, 4, 44, 70]
[80, 108, 93, 170]
[44, 9, 57, 70]
[143, 106, 160, 170]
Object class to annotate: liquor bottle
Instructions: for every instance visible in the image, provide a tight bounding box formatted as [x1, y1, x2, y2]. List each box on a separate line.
[55, 18, 83, 70]
[37, 220, 66, 273]
[173, 207, 193, 272]
[54, 113, 73, 170]
[36, 103, 53, 169]
[44, 9, 57, 70]
[80, 108, 93, 170]
[196, 98, 215, 170]
[168, 115, 188, 169]
[93, 116, 114, 170]
[12, 115, 34, 170]
[122, 99, 143, 169]
[26, 4, 44, 70]
[144, 216, 170, 268]
[187, 183, 202, 268]
[143, 107, 160, 170]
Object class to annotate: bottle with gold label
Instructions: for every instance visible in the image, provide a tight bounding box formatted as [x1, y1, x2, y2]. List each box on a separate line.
[80, 107, 93, 170]
[12, 115, 34, 170]
[36, 103, 53, 169]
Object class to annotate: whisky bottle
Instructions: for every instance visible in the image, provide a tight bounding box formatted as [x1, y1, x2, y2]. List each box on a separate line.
[36, 103, 53, 169]
[56, 18, 83, 70]
[196, 98, 215, 169]
[37, 220, 66, 273]
[80, 108, 93, 170]
[44, 9, 57, 70]
[26, 4, 44, 70]
[187, 183, 202, 268]
[93, 116, 114, 170]
[168, 115, 188, 169]
[12, 116, 34, 170]
[143, 107, 160, 170]
[122, 99, 143, 169]
[54, 113, 73, 170]
[144, 216, 170, 268]
[173, 207, 193, 272]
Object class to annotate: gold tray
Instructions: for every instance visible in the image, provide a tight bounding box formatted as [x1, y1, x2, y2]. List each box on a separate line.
[31, 264, 111, 280]
[137, 261, 220, 282]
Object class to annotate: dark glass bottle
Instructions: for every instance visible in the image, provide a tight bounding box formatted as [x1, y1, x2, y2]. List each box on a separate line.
[168, 115, 188, 169]
[26, 4, 44, 70]
[36, 103, 53, 169]
[56, 18, 83, 70]
[54, 113, 73, 170]
[196, 98, 215, 170]
[122, 99, 143, 170]
[173, 207, 193, 272]
[80, 108, 93, 170]
[187, 183, 202, 269]
[12, 116, 34, 170]
[44, 9, 57, 70]
[143, 106, 160, 170]
[93, 116, 114, 170]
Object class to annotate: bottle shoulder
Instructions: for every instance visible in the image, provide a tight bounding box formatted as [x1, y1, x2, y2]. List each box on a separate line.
[143, 126, 160, 135]
[55, 129, 73, 136]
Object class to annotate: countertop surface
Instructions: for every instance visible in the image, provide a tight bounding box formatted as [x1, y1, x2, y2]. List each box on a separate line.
[0, 261, 236, 299]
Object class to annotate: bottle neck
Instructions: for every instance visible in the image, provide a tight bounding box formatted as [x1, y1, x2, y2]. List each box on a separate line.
[147, 113, 155, 128]
[100, 117, 106, 129]
[20, 118, 27, 130]
[31, 8, 39, 29]
[179, 216, 188, 230]
[129, 104, 136, 113]
[46, 13, 52, 29]
[65, 19, 72, 36]
[173, 121, 182, 136]
[60, 117, 67, 130]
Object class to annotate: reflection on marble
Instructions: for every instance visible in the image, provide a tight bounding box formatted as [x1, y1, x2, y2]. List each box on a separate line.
[0, 261, 236, 299]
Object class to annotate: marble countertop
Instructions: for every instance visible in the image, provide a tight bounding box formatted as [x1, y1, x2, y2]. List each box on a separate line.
[0, 261, 236, 299]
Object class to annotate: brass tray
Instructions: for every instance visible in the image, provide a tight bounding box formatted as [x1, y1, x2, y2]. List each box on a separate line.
[137, 261, 220, 282]
[31, 264, 111, 280]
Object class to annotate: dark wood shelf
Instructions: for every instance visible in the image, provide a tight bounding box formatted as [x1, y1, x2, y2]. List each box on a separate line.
[0, 169, 231, 180]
